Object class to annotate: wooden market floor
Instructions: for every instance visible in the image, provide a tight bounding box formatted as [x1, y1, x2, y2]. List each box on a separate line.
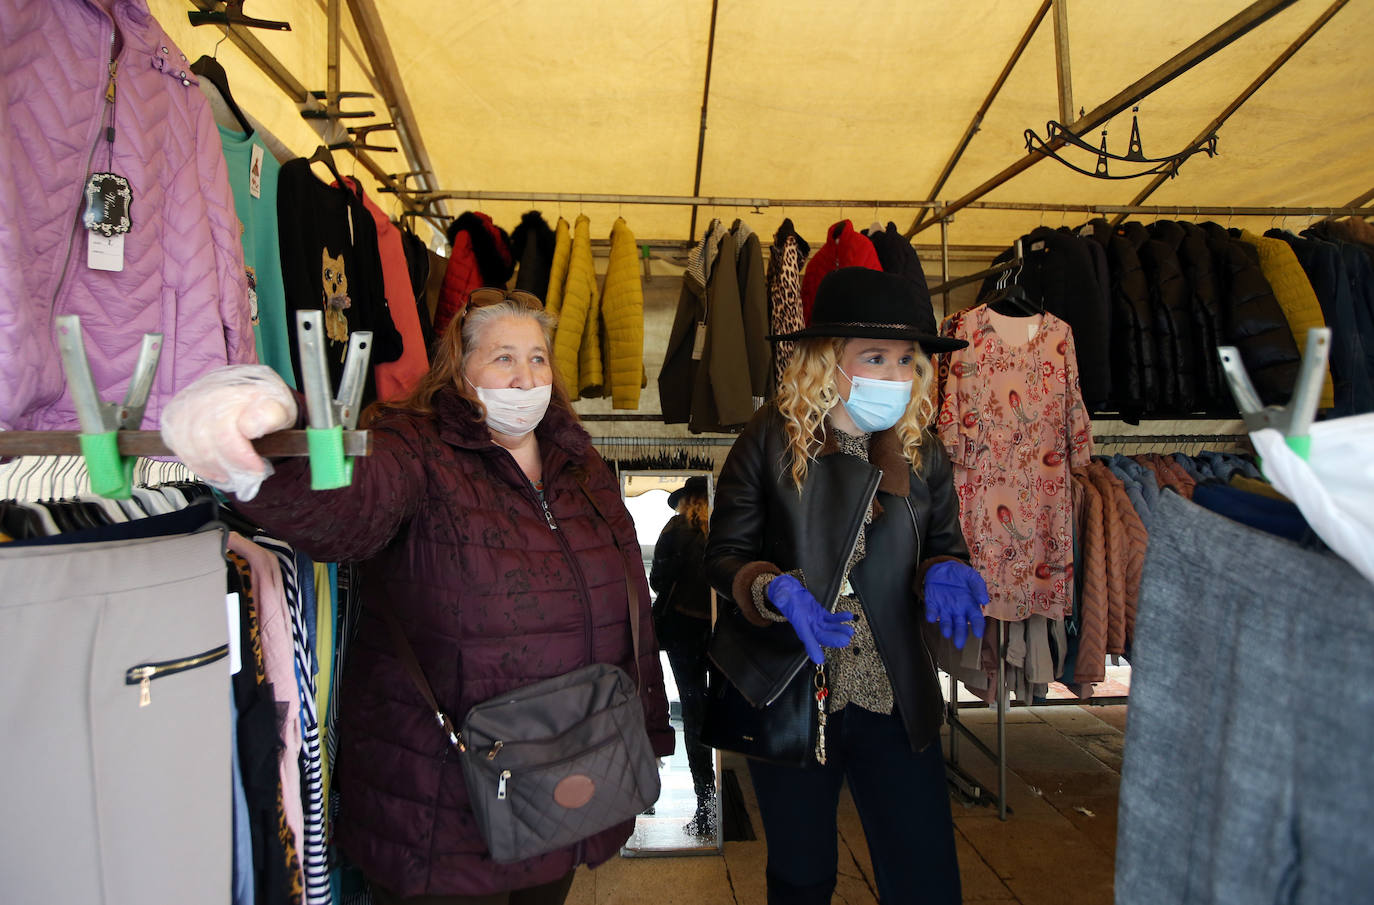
[565, 704, 1128, 905]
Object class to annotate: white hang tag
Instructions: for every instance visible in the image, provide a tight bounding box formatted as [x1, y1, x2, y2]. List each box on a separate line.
[249, 144, 264, 199]
[225, 592, 242, 675]
[691, 322, 707, 361]
[87, 232, 125, 271]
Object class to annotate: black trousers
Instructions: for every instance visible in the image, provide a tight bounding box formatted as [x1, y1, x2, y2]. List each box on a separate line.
[747, 706, 960, 905]
[660, 607, 715, 803]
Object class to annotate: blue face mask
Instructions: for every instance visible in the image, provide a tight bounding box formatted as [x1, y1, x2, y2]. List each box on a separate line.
[837, 366, 913, 433]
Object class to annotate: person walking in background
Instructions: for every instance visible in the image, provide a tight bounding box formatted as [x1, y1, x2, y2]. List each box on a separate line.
[649, 475, 717, 836]
[705, 267, 988, 904]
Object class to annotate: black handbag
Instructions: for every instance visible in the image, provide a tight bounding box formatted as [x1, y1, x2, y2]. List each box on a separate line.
[700, 592, 821, 767]
[382, 479, 661, 863]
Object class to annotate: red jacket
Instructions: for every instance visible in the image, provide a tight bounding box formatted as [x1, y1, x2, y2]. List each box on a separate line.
[235, 388, 673, 897]
[800, 220, 882, 322]
[434, 212, 514, 337]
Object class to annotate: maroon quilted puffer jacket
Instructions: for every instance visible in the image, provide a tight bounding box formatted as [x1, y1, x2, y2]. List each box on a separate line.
[235, 386, 673, 898]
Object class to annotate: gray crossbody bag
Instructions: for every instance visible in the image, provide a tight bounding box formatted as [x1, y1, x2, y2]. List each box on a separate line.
[382, 479, 660, 863]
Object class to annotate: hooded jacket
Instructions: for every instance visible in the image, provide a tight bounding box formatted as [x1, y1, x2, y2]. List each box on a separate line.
[705, 406, 971, 753]
[1199, 222, 1301, 406]
[234, 387, 673, 898]
[434, 212, 513, 337]
[1, 0, 255, 431]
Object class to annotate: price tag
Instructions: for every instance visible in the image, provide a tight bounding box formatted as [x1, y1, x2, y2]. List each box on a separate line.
[225, 593, 242, 676]
[87, 232, 125, 271]
[82, 172, 133, 237]
[691, 322, 707, 361]
[249, 144, 264, 199]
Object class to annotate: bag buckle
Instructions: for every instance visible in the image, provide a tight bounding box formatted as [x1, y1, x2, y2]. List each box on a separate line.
[437, 712, 465, 752]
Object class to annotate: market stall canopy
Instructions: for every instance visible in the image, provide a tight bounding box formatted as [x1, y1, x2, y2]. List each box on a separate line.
[150, 0, 1374, 249]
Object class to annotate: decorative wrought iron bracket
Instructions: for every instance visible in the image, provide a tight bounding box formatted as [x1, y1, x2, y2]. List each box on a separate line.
[1024, 107, 1218, 180]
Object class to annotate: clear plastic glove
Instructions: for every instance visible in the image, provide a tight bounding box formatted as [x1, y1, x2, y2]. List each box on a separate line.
[923, 560, 989, 650]
[767, 574, 855, 666]
[160, 365, 297, 501]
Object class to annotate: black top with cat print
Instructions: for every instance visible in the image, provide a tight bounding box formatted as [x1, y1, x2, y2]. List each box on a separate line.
[277, 158, 403, 406]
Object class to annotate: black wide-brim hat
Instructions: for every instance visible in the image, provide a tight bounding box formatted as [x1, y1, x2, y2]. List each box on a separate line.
[667, 475, 710, 509]
[768, 266, 967, 354]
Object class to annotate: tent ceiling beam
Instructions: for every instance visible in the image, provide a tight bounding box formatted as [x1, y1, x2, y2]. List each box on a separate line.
[905, 0, 1299, 238]
[1053, 0, 1075, 124]
[326, 0, 341, 116]
[688, 0, 721, 242]
[911, 0, 1051, 232]
[1112, 0, 1351, 226]
[345, 0, 448, 219]
[187, 0, 439, 231]
[1343, 186, 1374, 209]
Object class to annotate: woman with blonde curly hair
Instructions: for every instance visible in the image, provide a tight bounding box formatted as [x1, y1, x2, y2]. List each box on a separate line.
[705, 267, 987, 904]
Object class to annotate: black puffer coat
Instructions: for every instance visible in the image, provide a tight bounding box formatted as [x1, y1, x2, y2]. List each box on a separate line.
[1199, 222, 1301, 406]
[1132, 221, 1197, 412]
[1087, 220, 1156, 413]
[1174, 222, 1229, 410]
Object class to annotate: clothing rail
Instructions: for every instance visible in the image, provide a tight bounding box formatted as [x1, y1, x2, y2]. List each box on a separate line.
[378, 187, 1374, 220]
[590, 435, 737, 447]
[0, 431, 371, 457]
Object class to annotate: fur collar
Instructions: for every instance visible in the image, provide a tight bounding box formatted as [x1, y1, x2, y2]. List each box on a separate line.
[434, 385, 593, 462]
[817, 424, 911, 497]
[448, 212, 514, 287]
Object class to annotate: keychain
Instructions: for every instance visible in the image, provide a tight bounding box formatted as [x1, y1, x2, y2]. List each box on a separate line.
[814, 664, 829, 765]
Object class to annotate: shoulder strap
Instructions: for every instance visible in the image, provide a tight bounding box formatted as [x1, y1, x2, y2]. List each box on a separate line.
[577, 477, 643, 688]
[381, 606, 465, 751]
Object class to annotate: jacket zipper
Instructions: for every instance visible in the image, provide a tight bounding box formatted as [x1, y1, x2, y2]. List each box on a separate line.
[125, 644, 229, 707]
[904, 497, 940, 680]
[49, 24, 119, 335]
[508, 453, 595, 663]
[764, 467, 882, 708]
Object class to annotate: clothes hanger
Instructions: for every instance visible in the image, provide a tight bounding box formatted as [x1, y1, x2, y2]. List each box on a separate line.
[983, 240, 1042, 317]
[307, 143, 348, 187]
[190, 35, 253, 136]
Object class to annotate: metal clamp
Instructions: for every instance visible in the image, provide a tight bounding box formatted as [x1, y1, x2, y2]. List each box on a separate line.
[56, 315, 162, 499]
[1218, 327, 1331, 461]
[296, 310, 372, 490]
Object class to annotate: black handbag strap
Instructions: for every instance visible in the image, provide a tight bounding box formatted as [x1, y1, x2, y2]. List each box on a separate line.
[576, 477, 643, 689]
[382, 475, 646, 750]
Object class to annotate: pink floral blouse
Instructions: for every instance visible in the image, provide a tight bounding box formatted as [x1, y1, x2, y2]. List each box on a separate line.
[937, 307, 1092, 621]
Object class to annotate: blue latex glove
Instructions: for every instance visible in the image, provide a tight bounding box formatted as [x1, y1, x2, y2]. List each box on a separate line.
[923, 561, 989, 650]
[767, 574, 855, 666]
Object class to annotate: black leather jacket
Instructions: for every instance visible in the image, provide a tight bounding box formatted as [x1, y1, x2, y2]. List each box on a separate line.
[704, 405, 970, 752]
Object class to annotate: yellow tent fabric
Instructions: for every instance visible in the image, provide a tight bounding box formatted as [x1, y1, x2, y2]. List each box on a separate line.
[600, 218, 646, 409]
[1238, 230, 1336, 409]
[544, 218, 571, 318]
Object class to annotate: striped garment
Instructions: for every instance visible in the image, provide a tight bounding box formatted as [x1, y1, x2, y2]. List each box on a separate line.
[257, 535, 330, 905]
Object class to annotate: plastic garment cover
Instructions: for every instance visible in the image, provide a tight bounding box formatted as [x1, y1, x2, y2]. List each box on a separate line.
[160, 365, 298, 501]
[1250, 414, 1374, 586]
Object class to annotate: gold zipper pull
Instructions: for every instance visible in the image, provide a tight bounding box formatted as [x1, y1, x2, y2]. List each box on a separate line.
[106, 60, 117, 104]
[487, 740, 504, 761]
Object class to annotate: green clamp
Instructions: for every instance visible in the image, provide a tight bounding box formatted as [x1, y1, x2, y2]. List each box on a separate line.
[79, 431, 135, 500]
[306, 425, 354, 490]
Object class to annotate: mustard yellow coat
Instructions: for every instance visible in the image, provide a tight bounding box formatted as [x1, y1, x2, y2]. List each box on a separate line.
[550, 215, 598, 399]
[598, 219, 645, 408]
[544, 217, 572, 318]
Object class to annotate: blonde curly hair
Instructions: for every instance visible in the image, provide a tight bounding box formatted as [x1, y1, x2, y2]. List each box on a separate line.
[775, 336, 937, 489]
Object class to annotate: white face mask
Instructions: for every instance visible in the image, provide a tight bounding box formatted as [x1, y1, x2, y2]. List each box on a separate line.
[467, 379, 552, 438]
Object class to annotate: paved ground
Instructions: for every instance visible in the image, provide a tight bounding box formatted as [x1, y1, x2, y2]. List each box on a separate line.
[565, 704, 1127, 904]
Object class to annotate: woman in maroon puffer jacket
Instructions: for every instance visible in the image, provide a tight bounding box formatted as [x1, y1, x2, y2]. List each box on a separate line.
[162, 289, 673, 904]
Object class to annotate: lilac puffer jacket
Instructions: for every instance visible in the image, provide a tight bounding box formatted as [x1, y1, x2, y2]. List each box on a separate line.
[0, 0, 255, 431]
